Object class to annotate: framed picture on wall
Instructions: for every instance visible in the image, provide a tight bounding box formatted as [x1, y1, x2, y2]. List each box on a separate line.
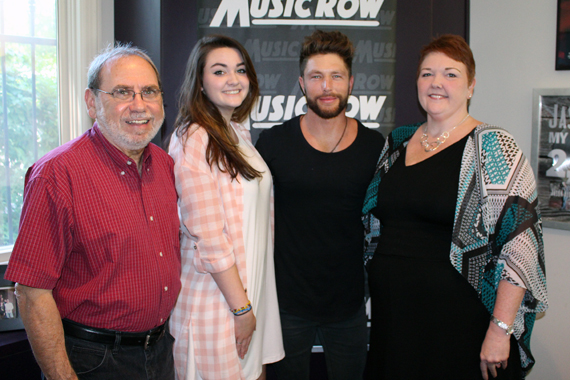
[557, 0, 570, 70]
[0, 264, 24, 331]
[531, 88, 570, 230]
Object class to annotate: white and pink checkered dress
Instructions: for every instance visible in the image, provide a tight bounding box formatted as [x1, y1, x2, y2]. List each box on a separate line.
[169, 122, 284, 380]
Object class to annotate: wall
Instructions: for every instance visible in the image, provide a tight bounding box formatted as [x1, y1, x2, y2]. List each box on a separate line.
[395, 0, 468, 127]
[113, 0, 197, 148]
[101, 0, 114, 41]
[114, 0, 160, 70]
[470, 2, 570, 378]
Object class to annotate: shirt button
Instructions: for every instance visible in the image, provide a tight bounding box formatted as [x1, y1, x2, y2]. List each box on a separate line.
[150, 216, 154, 221]
[120, 171, 125, 175]
[164, 286, 168, 291]
[160, 318, 164, 323]
[127, 161, 132, 165]
[159, 252, 163, 257]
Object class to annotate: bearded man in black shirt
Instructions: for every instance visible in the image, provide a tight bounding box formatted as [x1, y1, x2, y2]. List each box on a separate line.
[256, 30, 385, 380]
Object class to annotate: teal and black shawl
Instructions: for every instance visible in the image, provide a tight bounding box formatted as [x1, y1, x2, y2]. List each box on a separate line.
[362, 123, 548, 375]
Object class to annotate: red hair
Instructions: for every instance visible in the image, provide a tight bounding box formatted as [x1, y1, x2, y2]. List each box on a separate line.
[417, 34, 475, 85]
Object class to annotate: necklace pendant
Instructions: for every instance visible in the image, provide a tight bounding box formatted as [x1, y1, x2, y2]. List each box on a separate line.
[420, 133, 441, 152]
[418, 113, 470, 153]
[423, 140, 441, 152]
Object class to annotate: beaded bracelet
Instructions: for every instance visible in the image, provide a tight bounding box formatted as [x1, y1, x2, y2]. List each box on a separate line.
[234, 306, 252, 317]
[231, 301, 252, 316]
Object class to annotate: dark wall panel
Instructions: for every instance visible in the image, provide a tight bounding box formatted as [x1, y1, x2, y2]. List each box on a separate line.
[395, 0, 470, 126]
[114, 0, 161, 70]
[114, 0, 197, 148]
[159, 0, 198, 147]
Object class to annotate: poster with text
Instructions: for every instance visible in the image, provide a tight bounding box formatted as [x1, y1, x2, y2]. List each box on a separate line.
[533, 90, 570, 229]
[198, 0, 397, 143]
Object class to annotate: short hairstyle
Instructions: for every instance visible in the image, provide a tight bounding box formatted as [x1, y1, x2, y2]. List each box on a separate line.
[417, 34, 476, 85]
[174, 34, 261, 181]
[87, 43, 162, 91]
[299, 30, 355, 77]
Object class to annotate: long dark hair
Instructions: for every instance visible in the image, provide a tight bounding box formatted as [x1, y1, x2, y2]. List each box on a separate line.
[174, 35, 261, 180]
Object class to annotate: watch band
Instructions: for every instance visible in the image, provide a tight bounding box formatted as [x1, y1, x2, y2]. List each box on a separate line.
[491, 315, 514, 336]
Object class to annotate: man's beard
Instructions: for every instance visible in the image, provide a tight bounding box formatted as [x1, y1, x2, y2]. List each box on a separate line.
[96, 107, 163, 152]
[305, 91, 349, 119]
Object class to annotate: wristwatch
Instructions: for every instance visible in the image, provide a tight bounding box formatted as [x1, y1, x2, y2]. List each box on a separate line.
[491, 315, 514, 336]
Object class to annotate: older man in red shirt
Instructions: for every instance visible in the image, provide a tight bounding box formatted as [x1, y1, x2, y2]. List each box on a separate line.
[5, 44, 181, 380]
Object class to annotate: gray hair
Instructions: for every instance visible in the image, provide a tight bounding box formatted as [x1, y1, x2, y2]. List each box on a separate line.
[87, 42, 162, 91]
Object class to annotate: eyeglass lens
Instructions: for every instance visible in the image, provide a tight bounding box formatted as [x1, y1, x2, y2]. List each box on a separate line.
[114, 89, 161, 101]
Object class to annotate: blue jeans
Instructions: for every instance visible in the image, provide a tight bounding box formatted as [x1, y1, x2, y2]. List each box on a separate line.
[272, 302, 368, 380]
[58, 324, 175, 380]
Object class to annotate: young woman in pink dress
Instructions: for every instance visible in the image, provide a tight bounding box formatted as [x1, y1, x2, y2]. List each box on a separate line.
[168, 35, 284, 380]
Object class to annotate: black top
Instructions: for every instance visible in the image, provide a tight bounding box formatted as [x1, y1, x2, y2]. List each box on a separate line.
[366, 134, 522, 379]
[256, 116, 384, 322]
[372, 136, 465, 260]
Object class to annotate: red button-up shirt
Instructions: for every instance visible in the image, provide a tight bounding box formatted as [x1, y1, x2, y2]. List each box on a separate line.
[6, 124, 181, 332]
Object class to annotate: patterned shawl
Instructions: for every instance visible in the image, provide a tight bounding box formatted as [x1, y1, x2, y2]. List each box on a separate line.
[362, 123, 548, 375]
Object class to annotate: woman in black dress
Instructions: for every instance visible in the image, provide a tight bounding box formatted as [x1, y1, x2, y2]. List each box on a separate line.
[362, 35, 548, 380]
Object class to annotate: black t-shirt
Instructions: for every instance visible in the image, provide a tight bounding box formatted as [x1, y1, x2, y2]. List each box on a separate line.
[256, 116, 384, 322]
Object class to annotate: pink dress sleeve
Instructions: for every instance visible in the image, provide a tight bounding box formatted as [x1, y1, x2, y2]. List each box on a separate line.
[171, 126, 236, 274]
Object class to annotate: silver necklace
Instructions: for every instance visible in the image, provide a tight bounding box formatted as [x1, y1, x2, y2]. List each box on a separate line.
[420, 114, 470, 152]
[330, 117, 348, 153]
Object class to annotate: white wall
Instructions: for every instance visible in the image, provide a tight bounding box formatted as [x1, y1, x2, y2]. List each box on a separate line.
[470, 2, 570, 378]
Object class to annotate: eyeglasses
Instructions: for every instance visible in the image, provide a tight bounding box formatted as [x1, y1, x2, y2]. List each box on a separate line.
[94, 88, 163, 102]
